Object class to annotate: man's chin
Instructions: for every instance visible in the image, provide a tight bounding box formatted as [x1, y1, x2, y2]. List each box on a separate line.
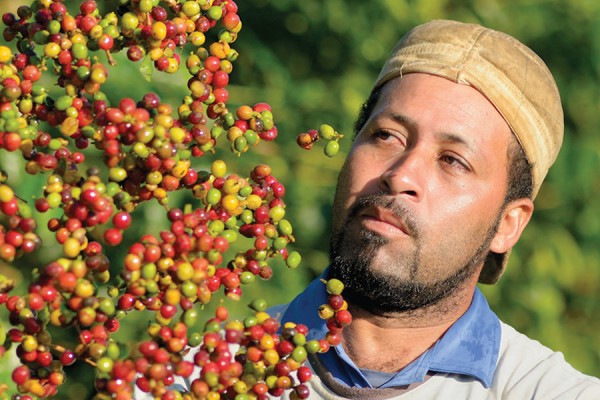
[328, 248, 480, 315]
[328, 255, 419, 314]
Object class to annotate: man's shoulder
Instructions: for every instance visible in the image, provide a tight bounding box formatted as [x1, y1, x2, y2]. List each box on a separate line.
[495, 321, 600, 399]
[498, 321, 557, 361]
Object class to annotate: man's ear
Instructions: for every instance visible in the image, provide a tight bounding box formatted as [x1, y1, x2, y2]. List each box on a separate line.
[490, 198, 534, 254]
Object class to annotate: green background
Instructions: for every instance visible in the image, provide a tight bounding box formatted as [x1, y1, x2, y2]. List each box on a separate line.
[1, 0, 599, 397]
[227, 0, 600, 377]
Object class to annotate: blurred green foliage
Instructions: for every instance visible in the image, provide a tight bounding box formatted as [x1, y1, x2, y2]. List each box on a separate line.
[234, 0, 600, 377]
[1, 0, 599, 397]
[236, 0, 600, 378]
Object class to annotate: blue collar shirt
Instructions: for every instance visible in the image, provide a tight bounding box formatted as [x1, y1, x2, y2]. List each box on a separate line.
[274, 270, 501, 389]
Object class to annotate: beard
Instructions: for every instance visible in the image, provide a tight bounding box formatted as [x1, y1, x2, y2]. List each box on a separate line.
[328, 194, 501, 315]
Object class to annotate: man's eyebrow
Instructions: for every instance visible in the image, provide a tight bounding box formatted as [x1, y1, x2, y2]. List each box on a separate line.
[385, 112, 417, 130]
[439, 132, 472, 146]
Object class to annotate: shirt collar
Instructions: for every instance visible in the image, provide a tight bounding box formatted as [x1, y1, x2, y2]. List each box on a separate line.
[278, 269, 500, 389]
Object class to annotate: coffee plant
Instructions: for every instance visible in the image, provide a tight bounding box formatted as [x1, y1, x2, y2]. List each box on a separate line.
[0, 1, 348, 398]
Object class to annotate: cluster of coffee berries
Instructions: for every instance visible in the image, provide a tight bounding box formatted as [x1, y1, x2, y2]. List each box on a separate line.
[128, 279, 350, 400]
[296, 124, 344, 157]
[0, 0, 276, 208]
[0, 1, 350, 398]
[318, 278, 352, 347]
[0, 182, 40, 262]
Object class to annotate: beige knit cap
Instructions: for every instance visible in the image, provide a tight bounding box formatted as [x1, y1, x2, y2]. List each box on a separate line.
[373, 20, 564, 284]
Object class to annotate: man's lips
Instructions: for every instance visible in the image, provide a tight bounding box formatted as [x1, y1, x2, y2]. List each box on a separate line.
[358, 206, 410, 236]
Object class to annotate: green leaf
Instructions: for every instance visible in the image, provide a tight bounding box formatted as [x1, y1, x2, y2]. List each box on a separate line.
[139, 54, 153, 82]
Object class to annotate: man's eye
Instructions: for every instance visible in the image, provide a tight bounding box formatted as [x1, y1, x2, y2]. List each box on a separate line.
[373, 130, 393, 141]
[440, 154, 469, 171]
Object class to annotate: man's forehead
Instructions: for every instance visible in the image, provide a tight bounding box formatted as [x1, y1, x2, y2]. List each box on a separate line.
[371, 74, 511, 140]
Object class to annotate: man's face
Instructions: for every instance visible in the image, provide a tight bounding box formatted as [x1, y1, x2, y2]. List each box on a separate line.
[329, 73, 513, 313]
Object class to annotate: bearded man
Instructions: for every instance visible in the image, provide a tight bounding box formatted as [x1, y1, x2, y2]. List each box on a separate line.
[274, 19, 600, 399]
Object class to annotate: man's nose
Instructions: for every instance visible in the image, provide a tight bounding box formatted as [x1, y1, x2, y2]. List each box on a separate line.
[378, 148, 425, 202]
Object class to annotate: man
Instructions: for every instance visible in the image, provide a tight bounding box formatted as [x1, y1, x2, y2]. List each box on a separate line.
[274, 19, 600, 398]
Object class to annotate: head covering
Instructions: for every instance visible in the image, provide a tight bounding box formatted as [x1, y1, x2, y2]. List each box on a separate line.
[372, 19, 564, 283]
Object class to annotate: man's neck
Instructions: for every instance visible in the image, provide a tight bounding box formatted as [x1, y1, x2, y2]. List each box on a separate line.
[341, 279, 477, 373]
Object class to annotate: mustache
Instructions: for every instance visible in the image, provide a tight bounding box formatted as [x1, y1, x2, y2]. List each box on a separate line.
[347, 194, 419, 238]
